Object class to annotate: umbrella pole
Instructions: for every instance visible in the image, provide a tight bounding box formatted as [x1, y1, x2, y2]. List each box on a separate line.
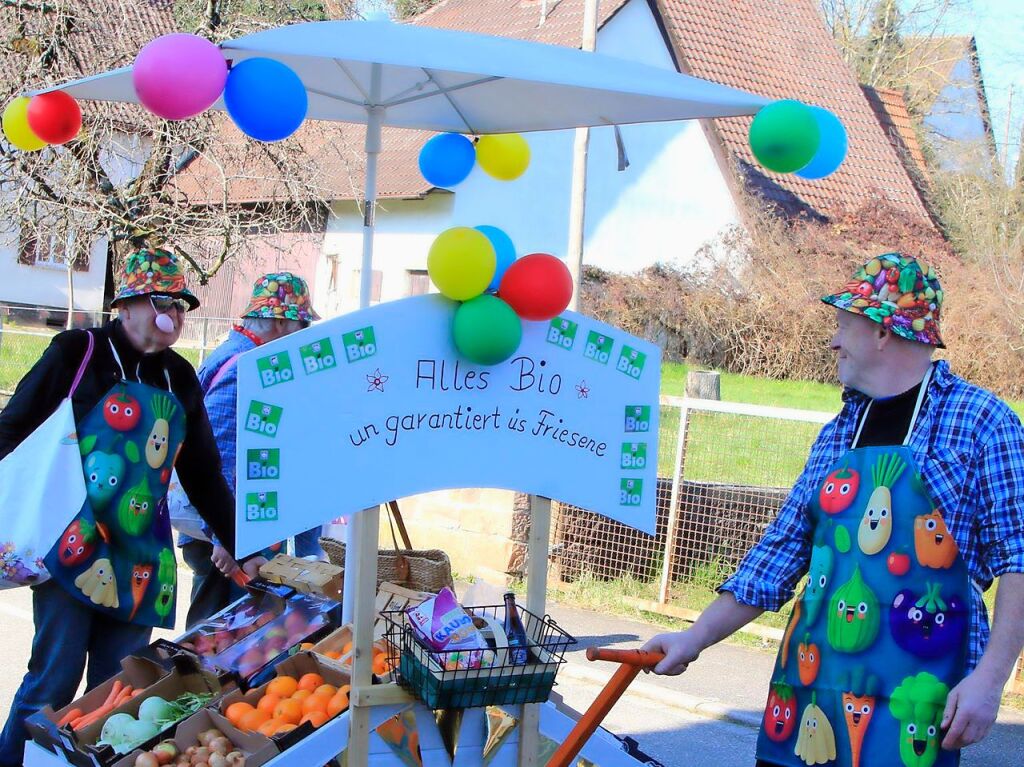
[346, 63, 384, 767]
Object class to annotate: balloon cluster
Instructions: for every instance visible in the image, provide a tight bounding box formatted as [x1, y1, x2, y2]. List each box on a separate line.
[418, 132, 531, 188]
[2, 92, 82, 152]
[4, 33, 309, 150]
[427, 226, 572, 365]
[132, 34, 307, 142]
[748, 100, 847, 179]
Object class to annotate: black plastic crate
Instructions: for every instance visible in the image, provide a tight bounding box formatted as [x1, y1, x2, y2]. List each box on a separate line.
[382, 603, 575, 709]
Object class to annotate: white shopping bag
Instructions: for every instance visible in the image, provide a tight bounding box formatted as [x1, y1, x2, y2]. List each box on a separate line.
[0, 398, 87, 588]
[166, 469, 211, 542]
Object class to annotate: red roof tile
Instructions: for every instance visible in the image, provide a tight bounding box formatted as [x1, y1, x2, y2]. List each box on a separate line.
[656, 0, 932, 222]
[861, 85, 930, 183]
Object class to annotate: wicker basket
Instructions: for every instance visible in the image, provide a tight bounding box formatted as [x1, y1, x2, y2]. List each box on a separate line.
[319, 536, 454, 595]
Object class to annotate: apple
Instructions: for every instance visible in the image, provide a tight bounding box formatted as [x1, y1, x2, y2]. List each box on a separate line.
[284, 611, 307, 634]
[887, 550, 911, 576]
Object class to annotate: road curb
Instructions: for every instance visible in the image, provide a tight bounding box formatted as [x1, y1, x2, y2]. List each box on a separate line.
[559, 661, 762, 731]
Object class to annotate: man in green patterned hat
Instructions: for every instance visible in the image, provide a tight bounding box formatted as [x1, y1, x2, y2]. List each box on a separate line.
[642, 253, 1024, 767]
[174, 272, 321, 625]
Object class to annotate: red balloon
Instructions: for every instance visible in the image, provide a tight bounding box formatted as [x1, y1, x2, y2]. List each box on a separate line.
[27, 91, 81, 145]
[498, 253, 573, 321]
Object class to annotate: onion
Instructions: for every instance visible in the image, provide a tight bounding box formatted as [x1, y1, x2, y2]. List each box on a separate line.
[153, 741, 179, 765]
[224, 751, 245, 767]
[209, 737, 232, 755]
[208, 755, 228, 767]
[135, 754, 160, 767]
[193, 747, 211, 764]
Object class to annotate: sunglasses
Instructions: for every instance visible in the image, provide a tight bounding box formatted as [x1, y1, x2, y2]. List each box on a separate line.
[150, 295, 190, 314]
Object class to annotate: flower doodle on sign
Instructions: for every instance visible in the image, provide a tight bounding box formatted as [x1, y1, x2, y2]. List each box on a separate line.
[366, 368, 389, 393]
[575, 380, 590, 399]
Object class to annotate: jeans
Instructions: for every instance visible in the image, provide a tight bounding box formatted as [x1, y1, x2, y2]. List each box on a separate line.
[0, 580, 151, 766]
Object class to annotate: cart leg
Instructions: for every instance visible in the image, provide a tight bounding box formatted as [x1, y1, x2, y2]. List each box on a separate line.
[347, 503, 381, 765]
[518, 495, 552, 767]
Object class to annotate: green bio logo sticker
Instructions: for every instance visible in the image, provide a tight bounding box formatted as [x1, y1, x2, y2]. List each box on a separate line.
[247, 448, 280, 480]
[343, 326, 377, 362]
[257, 351, 294, 388]
[620, 478, 643, 507]
[584, 331, 614, 364]
[617, 345, 647, 379]
[300, 338, 337, 375]
[245, 401, 283, 437]
[547, 318, 579, 351]
[620, 442, 648, 470]
[246, 491, 279, 522]
[624, 405, 651, 433]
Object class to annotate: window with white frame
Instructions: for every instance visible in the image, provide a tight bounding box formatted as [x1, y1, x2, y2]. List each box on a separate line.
[407, 269, 430, 296]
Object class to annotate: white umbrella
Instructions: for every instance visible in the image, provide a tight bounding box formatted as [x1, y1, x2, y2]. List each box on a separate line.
[39, 18, 768, 625]
[42, 19, 768, 308]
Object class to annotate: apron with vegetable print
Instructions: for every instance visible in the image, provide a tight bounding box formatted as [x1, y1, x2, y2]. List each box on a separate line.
[43, 339, 185, 628]
[757, 367, 969, 767]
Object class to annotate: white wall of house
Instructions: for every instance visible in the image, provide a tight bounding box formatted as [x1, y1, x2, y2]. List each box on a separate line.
[0, 232, 109, 312]
[317, 0, 740, 316]
[924, 56, 993, 172]
[0, 133, 151, 313]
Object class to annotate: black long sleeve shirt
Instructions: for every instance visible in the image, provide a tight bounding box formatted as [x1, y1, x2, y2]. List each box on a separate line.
[0, 319, 237, 556]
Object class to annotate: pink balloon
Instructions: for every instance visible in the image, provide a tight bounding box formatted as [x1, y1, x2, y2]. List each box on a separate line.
[133, 34, 227, 120]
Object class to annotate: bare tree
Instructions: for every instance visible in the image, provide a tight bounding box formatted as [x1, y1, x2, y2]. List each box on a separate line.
[0, 0, 356, 304]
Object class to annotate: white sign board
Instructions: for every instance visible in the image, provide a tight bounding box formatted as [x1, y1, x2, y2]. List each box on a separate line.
[234, 295, 660, 557]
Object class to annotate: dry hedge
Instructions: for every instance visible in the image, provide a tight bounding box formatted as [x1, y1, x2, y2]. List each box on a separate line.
[580, 198, 1024, 399]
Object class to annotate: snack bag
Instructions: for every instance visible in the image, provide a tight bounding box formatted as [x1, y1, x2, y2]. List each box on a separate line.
[406, 587, 490, 670]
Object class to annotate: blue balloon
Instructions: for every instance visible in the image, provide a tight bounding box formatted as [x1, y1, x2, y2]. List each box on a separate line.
[795, 107, 847, 180]
[475, 225, 517, 292]
[419, 133, 476, 188]
[224, 58, 308, 142]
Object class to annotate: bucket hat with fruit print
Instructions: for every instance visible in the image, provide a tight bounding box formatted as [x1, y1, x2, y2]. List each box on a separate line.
[240, 272, 319, 323]
[111, 247, 200, 311]
[821, 252, 944, 348]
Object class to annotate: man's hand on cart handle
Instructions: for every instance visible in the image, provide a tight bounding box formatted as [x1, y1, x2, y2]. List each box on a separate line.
[586, 647, 664, 667]
[641, 631, 704, 676]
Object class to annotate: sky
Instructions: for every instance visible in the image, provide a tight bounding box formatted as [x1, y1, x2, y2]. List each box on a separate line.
[914, 0, 1024, 178]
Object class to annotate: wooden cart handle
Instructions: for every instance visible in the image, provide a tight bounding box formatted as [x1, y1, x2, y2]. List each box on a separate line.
[585, 647, 664, 666]
[547, 647, 666, 767]
[231, 570, 252, 588]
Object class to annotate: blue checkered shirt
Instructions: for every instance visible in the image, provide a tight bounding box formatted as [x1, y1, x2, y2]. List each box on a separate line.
[178, 329, 256, 547]
[720, 360, 1024, 671]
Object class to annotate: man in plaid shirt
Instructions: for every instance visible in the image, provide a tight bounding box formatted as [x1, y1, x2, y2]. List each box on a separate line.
[644, 254, 1024, 766]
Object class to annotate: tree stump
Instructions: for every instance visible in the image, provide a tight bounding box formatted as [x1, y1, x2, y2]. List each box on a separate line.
[685, 370, 721, 400]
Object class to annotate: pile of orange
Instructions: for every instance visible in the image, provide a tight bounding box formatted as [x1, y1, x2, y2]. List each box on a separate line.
[224, 672, 351, 737]
[332, 641, 395, 676]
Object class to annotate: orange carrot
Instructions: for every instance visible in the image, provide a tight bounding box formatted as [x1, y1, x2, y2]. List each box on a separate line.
[57, 708, 82, 728]
[104, 681, 123, 707]
[131, 689, 144, 698]
[112, 686, 133, 706]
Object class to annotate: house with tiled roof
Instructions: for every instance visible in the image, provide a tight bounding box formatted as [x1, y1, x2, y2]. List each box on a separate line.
[0, 2, 176, 315]
[257, 0, 936, 317]
[902, 35, 997, 173]
[4, 0, 941, 322]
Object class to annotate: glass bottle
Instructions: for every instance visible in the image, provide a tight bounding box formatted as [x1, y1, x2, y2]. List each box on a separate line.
[503, 591, 530, 665]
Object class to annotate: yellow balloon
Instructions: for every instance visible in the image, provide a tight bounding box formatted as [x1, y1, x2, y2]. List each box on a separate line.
[475, 133, 530, 181]
[427, 227, 496, 301]
[2, 97, 47, 152]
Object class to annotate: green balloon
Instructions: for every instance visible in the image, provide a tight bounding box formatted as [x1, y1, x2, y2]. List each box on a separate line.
[748, 100, 821, 173]
[452, 295, 522, 365]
